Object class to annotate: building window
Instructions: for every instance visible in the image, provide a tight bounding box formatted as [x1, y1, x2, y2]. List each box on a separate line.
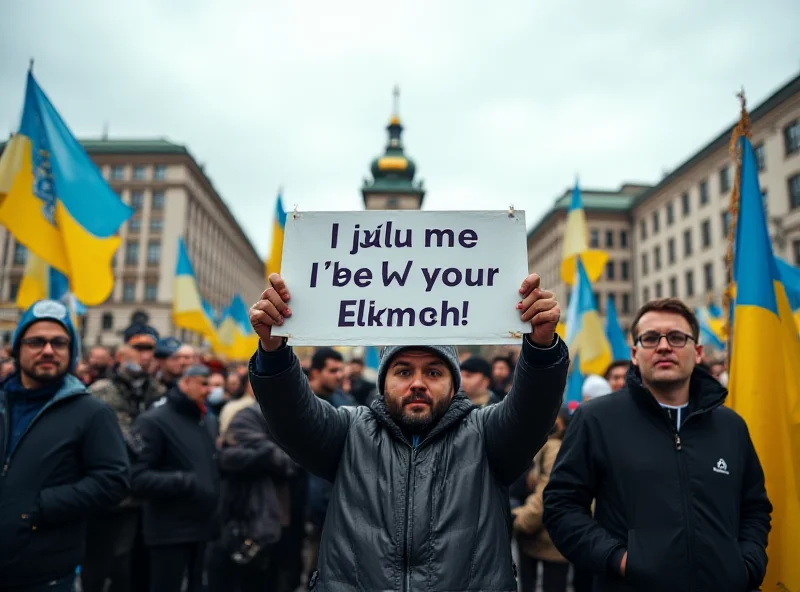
[122, 281, 136, 302]
[699, 180, 709, 206]
[622, 293, 631, 314]
[639, 219, 647, 241]
[146, 241, 161, 265]
[9, 280, 19, 301]
[605, 230, 614, 248]
[621, 260, 630, 280]
[101, 312, 114, 330]
[793, 239, 800, 266]
[682, 191, 691, 216]
[154, 164, 167, 180]
[149, 218, 164, 233]
[641, 253, 649, 276]
[719, 166, 730, 194]
[784, 119, 800, 156]
[606, 260, 615, 280]
[721, 211, 732, 238]
[608, 292, 616, 310]
[683, 229, 693, 257]
[152, 191, 165, 211]
[643, 286, 650, 303]
[125, 241, 139, 265]
[685, 270, 695, 298]
[666, 202, 674, 226]
[144, 282, 158, 302]
[590, 229, 600, 248]
[655, 281, 663, 298]
[704, 262, 714, 292]
[593, 292, 602, 313]
[754, 143, 765, 171]
[130, 191, 145, 210]
[652, 211, 660, 234]
[669, 276, 678, 297]
[701, 219, 711, 249]
[128, 217, 141, 233]
[667, 238, 676, 265]
[654, 246, 662, 271]
[111, 165, 125, 180]
[13, 242, 27, 266]
[133, 165, 146, 180]
[620, 230, 628, 248]
[789, 174, 800, 210]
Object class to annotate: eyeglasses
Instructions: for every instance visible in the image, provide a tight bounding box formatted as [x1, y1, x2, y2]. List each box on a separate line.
[636, 331, 695, 349]
[132, 343, 155, 352]
[20, 337, 71, 352]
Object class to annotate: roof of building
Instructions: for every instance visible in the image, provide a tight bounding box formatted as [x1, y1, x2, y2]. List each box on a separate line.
[632, 70, 800, 208]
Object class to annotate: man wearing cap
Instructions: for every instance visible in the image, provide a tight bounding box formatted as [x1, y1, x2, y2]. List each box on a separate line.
[154, 338, 195, 392]
[130, 364, 221, 592]
[0, 299, 129, 591]
[248, 272, 568, 591]
[460, 355, 500, 408]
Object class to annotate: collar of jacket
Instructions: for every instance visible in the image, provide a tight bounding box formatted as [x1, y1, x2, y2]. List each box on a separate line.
[625, 363, 727, 420]
[369, 392, 474, 448]
[166, 387, 204, 419]
[1, 373, 87, 410]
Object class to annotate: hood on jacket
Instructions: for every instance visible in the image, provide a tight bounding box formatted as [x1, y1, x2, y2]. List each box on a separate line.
[12, 299, 80, 373]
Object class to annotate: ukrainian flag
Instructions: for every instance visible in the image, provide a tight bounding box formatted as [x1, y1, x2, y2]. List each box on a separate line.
[172, 238, 217, 339]
[17, 250, 86, 328]
[774, 256, 800, 333]
[561, 181, 608, 285]
[225, 295, 259, 360]
[604, 294, 630, 361]
[727, 133, 800, 590]
[695, 304, 726, 351]
[264, 191, 287, 281]
[565, 260, 612, 377]
[0, 70, 132, 305]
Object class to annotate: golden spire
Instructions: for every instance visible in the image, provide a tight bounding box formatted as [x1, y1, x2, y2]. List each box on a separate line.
[389, 85, 401, 125]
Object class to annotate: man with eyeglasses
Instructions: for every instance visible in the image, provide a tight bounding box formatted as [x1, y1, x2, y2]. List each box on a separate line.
[0, 299, 129, 591]
[543, 297, 772, 592]
[130, 364, 221, 592]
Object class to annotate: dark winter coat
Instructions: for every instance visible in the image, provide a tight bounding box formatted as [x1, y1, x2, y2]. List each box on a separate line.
[130, 388, 221, 546]
[0, 374, 130, 588]
[542, 366, 772, 592]
[250, 336, 568, 592]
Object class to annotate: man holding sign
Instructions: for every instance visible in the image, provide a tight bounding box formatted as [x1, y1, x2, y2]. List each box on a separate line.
[248, 259, 568, 592]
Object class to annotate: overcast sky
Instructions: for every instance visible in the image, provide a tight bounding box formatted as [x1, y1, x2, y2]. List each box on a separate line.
[1, 0, 798, 256]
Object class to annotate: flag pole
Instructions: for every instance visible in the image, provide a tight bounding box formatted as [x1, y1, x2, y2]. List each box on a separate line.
[723, 87, 751, 375]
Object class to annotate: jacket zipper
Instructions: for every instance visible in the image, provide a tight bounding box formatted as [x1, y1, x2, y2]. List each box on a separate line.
[402, 440, 417, 592]
[673, 429, 695, 590]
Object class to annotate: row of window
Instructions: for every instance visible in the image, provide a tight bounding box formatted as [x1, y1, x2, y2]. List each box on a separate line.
[127, 217, 164, 234]
[129, 191, 165, 211]
[589, 229, 629, 250]
[642, 263, 714, 303]
[640, 220, 713, 276]
[120, 241, 162, 267]
[567, 290, 632, 315]
[110, 164, 168, 182]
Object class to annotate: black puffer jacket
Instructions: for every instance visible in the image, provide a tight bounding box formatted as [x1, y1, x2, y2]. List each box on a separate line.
[251, 336, 568, 592]
[130, 388, 221, 546]
[542, 366, 772, 592]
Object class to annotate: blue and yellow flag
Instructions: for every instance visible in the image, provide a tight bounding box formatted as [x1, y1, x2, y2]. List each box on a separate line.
[695, 304, 726, 351]
[265, 191, 287, 281]
[0, 70, 132, 305]
[216, 294, 259, 360]
[774, 256, 800, 333]
[727, 118, 800, 590]
[17, 250, 86, 329]
[565, 260, 612, 376]
[172, 238, 217, 339]
[605, 294, 630, 361]
[561, 181, 608, 285]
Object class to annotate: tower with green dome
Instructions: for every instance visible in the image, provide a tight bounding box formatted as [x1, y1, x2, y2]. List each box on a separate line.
[361, 86, 425, 210]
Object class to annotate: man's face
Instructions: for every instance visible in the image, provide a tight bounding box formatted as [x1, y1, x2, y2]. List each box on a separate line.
[225, 373, 242, 395]
[311, 358, 344, 394]
[181, 375, 210, 403]
[346, 361, 364, 378]
[460, 370, 489, 399]
[606, 364, 629, 392]
[709, 362, 725, 382]
[492, 360, 511, 384]
[632, 312, 702, 390]
[89, 347, 112, 371]
[384, 350, 454, 433]
[131, 340, 155, 369]
[18, 321, 71, 386]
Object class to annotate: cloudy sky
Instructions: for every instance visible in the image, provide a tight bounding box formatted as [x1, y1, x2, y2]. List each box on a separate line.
[1, 0, 798, 256]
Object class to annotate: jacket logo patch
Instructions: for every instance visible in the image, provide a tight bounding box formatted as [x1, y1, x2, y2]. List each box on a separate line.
[713, 458, 729, 475]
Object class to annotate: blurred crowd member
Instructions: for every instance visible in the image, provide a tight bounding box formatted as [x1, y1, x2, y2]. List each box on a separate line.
[130, 365, 221, 592]
[345, 357, 377, 405]
[219, 375, 256, 441]
[580, 374, 611, 402]
[154, 338, 194, 391]
[460, 355, 499, 407]
[206, 371, 227, 417]
[87, 345, 114, 384]
[208, 399, 298, 592]
[225, 371, 244, 400]
[75, 360, 93, 385]
[603, 359, 629, 392]
[544, 298, 772, 591]
[124, 323, 158, 376]
[708, 358, 728, 386]
[514, 406, 572, 592]
[0, 356, 15, 381]
[0, 300, 129, 591]
[490, 355, 514, 399]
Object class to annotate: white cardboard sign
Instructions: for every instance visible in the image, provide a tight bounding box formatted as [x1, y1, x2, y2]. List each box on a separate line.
[271, 210, 531, 346]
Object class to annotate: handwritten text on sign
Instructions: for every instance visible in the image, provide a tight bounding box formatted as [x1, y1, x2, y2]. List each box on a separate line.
[271, 210, 531, 346]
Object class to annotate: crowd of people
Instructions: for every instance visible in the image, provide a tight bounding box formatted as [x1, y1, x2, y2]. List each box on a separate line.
[0, 270, 771, 592]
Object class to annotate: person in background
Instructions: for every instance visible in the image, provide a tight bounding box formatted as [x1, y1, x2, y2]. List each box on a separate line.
[708, 359, 728, 386]
[514, 406, 572, 592]
[225, 371, 243, 400]
[75, 360, 93, 385]
[87, 346, 114, 384]
[460, 355, 499, 407]
[123, 323, 159, 377]
[490, 355, 514, 400]
[206, 371, 227, 417]
[543, 298, 772, 592]
[154, 338, 193, 392]
[0, 300, 129, 591]
[580, 374, 611, 402]
[0, 357, 16, 382]
[345, 357, 377, 405]
[219, 376, 256, 442]
[130, 365, 221, 592]
[603, 360, 629, 393]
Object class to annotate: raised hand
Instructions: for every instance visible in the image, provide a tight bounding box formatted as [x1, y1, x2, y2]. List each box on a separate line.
[249, 273, 292, 351]
[517, 273, 560, 347]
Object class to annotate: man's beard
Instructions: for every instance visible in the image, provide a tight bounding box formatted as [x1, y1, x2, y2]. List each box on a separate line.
[24, 360, 66, 385]
[386, 391, 449, 434]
